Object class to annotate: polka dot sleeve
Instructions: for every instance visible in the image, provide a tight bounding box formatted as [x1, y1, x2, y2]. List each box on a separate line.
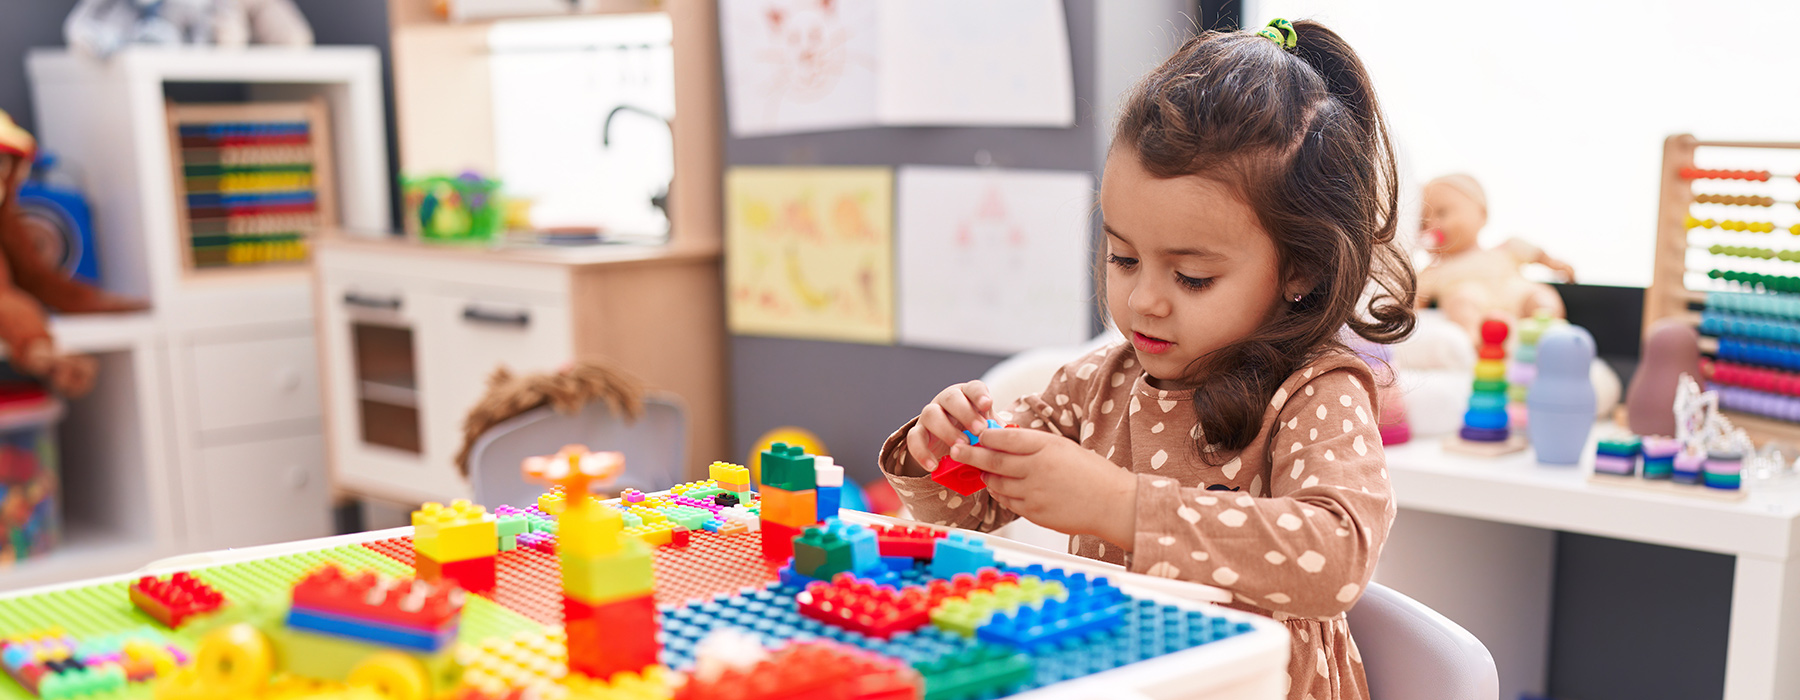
[1129, 367, 1396, 619]
[877, 346, 1115, 532]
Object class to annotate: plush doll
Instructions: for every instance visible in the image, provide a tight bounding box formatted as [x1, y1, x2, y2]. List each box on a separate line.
[0, 111, 150, 397]
[66, 0, 313, 58]
[1416, 173, 1577, 342]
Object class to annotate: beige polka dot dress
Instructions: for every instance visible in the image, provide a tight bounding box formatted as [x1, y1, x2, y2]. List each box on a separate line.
[880, 342, 1396, 700]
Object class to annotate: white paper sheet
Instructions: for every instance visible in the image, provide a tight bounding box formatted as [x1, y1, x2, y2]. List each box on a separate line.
[877, 0, 1074, 127]
[720, 0, 881, 137]
[719, 0, 1073, 136]
[896, 166, 1094, 355]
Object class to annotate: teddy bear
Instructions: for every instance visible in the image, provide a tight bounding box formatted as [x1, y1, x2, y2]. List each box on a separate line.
[0, 111, 150, 397]
[1415, 173, 1577, 342]
[65, 0, 313, 59]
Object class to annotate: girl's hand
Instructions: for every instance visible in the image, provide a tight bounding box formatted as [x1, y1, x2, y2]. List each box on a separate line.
[905, 381, 994, 473]
[950, 428, 1137, 550]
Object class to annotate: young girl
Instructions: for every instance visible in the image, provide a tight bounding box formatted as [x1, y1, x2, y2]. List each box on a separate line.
[878, 19, 1415, 700]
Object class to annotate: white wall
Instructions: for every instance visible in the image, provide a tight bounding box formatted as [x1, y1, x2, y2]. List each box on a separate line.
[1249, 0, 1800, 287]
[1093, 0, 1195, 167]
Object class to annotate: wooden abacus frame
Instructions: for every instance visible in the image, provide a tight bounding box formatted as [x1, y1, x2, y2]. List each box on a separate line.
[1644, 134, 1800, 445]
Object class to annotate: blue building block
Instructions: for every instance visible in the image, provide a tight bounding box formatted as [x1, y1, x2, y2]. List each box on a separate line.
[285, 606, 458, 652]
[930, 534, 996, 579]
[974, 592, 1130, 652]
[816, 485, 841, 521]
[882, 555, 915, 573]
[822, 518, 881, 575]
[701, 518, 724, 533]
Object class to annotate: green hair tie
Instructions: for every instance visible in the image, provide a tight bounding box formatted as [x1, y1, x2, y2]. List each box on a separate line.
[1257, 18, 1298, 50]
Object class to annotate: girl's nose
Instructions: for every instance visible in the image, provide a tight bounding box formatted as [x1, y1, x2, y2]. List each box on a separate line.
[1128, 281, 1170, 318]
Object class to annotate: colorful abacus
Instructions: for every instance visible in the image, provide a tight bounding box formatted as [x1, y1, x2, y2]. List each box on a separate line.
[169, 101, 336, 271]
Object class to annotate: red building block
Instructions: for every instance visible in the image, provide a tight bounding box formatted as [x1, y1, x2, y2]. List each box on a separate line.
[564, 594, 659, 679]
[796, 574, 932, 639]
[761, 521, 801, 561]
[671, 526, 691, 548]
[929, 457, 986, 496]
[130, 572, 226, 628]
[289, 564, 462, 631]
[674, 640, 921, 700]
[871, 525, 947, 560]
[417, 552, 496, 594]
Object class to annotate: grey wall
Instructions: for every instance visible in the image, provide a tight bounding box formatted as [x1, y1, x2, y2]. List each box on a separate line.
[0, 0, 400, 227]
[0, 0, 82, 134]
[725, 0, 1121, 488]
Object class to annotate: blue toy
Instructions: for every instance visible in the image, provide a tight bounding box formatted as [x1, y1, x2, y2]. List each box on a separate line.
[930, 534, 997, 579]
[1527, 325, 1598, 465]
[16, 154, 100, 284]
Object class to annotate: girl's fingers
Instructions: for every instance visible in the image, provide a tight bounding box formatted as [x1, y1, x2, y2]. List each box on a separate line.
[937, 388, 987, 433]
[949, 443, 1029, 478]
[918, 404, 966, 453]
[905, 425, 940, 472]
[960, 381, 994, 421]
[964, 427, 1044, 456]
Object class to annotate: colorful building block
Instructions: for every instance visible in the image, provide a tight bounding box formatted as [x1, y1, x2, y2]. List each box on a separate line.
[1, 628, 188, 699]
[930, 535, 996, 579]
[874, 525, 947, 559]
[128, 572, 225, 629]
[760, 442, 817, 492]
[561, 501, 627, 557]
[795, 573, 933, 639]
[625, 521, 676, 547]
[709, 460, 751, 488]
[758, 486, 818, 530]
[416, 552, 497, 593]
[929, 578, 1068, 637]
[673, 640, 922, 700]
[496, 513, 531, 551]
[413, 499, 500, 563]
[912, 644, 1033, 700]
[565, 594, 660, 679]
[290, 564, 463, 631]
[562, 538, 655, 605]
[761, 521, 801, 561]
[930, 457, 987, 497]
[792, 528, 856, 580]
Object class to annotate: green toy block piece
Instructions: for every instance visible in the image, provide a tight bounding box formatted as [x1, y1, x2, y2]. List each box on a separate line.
[39, 664, 125, 700]
[683, 485, 726, 500]
[792, 526, 855, 580]
[622, 511, 644, 529]
[760, 442, 817, 492]
[928, 579, 1066, 636]
[916, 644, 1034, 700]
[665, 506, 712, 531]
[497, 514, 530, 551]
[561, 538, 656, 605]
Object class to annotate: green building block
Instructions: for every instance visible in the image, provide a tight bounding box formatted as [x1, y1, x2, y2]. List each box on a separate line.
[929, 578, 1066, 636]
[561, 539, 655, 605]
[760, 442, 817, 492]
[38, 665, 125, 700]
[664, 506, 712, 531]
[916, 644, 1034, 700]
[792, 526, 855, 579]
[497, 514, 531, 551]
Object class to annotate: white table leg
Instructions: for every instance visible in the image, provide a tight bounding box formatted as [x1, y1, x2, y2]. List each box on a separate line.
[1724, 553, 1800, 700]
[1374, 508, 1555, 700]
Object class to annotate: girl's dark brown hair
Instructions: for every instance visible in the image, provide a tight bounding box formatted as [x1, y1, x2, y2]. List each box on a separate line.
[1110, 20, 1416, 464]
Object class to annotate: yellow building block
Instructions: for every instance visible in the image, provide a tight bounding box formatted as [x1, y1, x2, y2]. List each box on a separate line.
[670, 479, 721, 496]
[562, 665, 672, 700]
[628, 506, 670, 525]
[563, 538, 655, 604]
[539, 486, 567, 515]
[709, 461, 750, 486]
[758, 486, 816, 529]
[624, 521, 674, 547]
[560, 502, 626, 557]
[413, 499, 498, 562]
[1474, 359, 1506, 381]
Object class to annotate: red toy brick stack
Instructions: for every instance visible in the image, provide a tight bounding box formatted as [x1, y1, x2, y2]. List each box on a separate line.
[674, 640, 922, 700]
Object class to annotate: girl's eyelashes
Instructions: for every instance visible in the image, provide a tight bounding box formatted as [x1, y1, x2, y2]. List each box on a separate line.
[1176, 273, 1215, 291]
[1106, 253, 1139, 270]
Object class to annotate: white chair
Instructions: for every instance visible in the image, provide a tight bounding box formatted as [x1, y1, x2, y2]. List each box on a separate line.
[465, 394, 687, 509]
[1346, 582, 1499, 700]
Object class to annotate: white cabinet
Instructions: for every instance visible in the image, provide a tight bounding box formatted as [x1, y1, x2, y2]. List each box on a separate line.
[2, 48, 390, 589]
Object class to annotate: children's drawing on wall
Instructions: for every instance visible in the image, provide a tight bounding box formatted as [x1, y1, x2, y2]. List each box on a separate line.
[726, 167, 894, 344]
[720, 0, 879, 137]
[896, 166, 1093, 355]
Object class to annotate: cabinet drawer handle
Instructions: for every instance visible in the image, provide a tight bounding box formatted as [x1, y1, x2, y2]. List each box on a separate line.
[463, 306, 530, 327]
[344, 292, 402, 310]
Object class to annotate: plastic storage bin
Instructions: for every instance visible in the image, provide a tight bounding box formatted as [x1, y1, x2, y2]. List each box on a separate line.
[0, 383, 62, 568]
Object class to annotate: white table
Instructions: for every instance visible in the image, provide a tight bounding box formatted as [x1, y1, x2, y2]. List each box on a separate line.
[1377, 429, 1800, 700]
